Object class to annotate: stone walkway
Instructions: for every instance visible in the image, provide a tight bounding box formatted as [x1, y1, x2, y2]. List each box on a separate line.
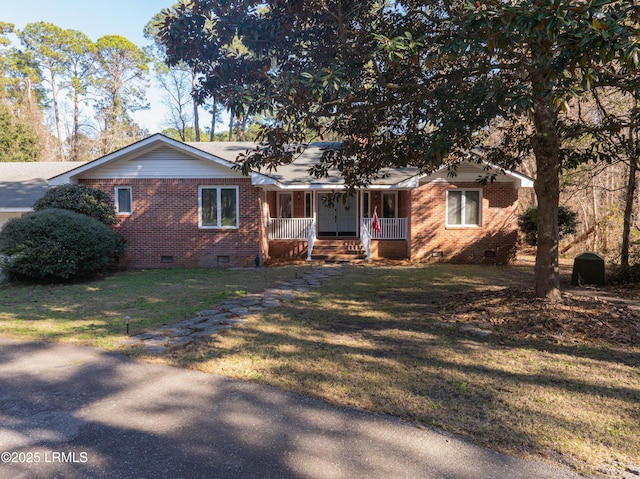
[116, 264, 347, 354]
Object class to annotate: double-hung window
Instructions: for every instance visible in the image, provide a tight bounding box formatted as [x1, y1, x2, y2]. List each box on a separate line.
[115, 186, 132, 214]
[446, 189, 481, 227]
[199, 186, 239, 228]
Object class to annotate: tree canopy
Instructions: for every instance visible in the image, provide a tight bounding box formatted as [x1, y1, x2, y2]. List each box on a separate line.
[0, 101, 40, 161]
[158, 0, 640, 298]
[94, 35, 149, 130]
[1, 22, 151, 161]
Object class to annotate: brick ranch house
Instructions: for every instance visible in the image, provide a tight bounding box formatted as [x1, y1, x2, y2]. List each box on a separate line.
[47, 133, 533, 268]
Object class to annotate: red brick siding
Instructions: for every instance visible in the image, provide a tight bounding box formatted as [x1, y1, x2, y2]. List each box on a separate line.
[80, 178, 262, 268]
[410, 182, 518, 263]
[268, 240, 309, 259]
[266, 191, 277, 218]
[375, 240, 409, 259]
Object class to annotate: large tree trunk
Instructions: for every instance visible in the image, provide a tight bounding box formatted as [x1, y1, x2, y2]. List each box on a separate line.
[621, 155, 637, 273]
[621, 104, 639, 275]
[239, 114, 247, 141]
[531, 101, 561, 300]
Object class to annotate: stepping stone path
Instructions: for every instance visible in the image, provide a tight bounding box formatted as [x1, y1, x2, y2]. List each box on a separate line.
[116, 264, 347, 354]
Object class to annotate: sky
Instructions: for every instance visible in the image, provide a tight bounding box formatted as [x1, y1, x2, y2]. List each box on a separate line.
[0, 0, 187, 133]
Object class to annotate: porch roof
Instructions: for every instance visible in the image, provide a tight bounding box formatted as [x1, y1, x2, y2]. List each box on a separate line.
[189, 141, 533, 189]
[189, 141, 420, 190]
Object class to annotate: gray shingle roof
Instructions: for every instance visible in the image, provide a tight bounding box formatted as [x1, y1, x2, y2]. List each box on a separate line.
[187, 141, 419, 188]
[0, 162, 86, 210]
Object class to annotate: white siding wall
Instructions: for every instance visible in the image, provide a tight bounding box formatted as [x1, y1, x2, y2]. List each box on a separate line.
[84, 146, 245, 179]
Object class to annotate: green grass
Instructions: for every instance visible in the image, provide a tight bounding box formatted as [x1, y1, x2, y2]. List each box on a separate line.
[0, 266, 303, 348]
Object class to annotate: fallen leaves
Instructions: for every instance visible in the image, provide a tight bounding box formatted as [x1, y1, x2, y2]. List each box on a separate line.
[444, 288, 640, 347]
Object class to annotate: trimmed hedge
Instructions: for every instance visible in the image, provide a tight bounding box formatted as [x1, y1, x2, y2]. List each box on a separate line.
[0, 209, 126, 281]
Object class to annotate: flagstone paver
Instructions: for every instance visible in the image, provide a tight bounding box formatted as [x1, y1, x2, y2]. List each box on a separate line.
[116, 264, 348, 354]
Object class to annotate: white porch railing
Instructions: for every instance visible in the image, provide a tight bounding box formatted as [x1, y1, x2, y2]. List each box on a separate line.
[267, 217, 318, 260]
[362, 217, 408, 240]
[269, 216, 405, 261]
[268, 217, 315, 240]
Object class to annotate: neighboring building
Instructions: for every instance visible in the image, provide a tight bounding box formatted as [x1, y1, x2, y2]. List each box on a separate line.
[46, 134, 533, 268]
[0, 162, 86, 228]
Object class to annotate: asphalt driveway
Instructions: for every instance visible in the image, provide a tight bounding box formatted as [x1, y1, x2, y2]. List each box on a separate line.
[0, 338, 580, 479]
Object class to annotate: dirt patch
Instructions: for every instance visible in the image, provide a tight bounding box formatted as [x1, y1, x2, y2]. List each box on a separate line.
[444, 287, 640, 347]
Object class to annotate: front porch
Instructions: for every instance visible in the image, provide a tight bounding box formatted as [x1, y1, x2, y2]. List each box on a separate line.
[264, 190, 410, 262]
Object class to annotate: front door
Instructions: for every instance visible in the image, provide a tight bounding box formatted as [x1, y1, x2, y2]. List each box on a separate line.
[317, 193, 357, 236]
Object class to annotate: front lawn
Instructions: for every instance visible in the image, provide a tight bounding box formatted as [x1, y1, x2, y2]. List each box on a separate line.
[162, 263, 639, 477]
[0, 262, 638, 476]
[0, 266, 301, 348]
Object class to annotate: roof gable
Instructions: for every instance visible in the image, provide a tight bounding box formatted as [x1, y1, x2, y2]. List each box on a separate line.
[49, 134, 272, 185]
[420, 161, 534, 188]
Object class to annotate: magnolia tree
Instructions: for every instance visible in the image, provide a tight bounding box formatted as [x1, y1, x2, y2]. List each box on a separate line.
[158, 0, 639, 299]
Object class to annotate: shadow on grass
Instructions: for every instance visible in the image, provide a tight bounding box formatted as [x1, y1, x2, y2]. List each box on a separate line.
[168, 265, 640, 471]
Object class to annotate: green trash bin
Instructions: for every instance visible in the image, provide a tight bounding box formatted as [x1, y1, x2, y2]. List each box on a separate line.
[571, 252, 605, 286]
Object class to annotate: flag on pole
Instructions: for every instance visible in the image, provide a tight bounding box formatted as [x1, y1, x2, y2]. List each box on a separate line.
[372, 206, 381, 234]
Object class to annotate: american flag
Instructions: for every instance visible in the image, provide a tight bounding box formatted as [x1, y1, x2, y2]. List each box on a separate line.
[372, 206, 381, 234]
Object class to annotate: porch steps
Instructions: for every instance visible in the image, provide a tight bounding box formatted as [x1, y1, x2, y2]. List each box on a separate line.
[310, 239, 366, 262]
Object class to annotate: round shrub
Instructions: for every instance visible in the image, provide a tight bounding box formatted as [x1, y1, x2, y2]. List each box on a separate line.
[518, 205, 578, 246]
[33, 183, 117, 225]
[0, 208, 126, 281]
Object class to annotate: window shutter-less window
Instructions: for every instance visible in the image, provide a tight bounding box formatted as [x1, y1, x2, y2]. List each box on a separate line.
[221, 188, 237, 227]
[199, 186, 239, 228]
[464, 191, 480, 225]
[447, 191, 462, 225]
[202, 188, 218, 227]
[116, 187, 132, 214]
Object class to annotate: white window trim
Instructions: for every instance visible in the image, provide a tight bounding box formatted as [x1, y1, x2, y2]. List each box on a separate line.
[115, 186, 132, 215]
[199, 185, 240, 229]
[445, 189, 482, 228]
